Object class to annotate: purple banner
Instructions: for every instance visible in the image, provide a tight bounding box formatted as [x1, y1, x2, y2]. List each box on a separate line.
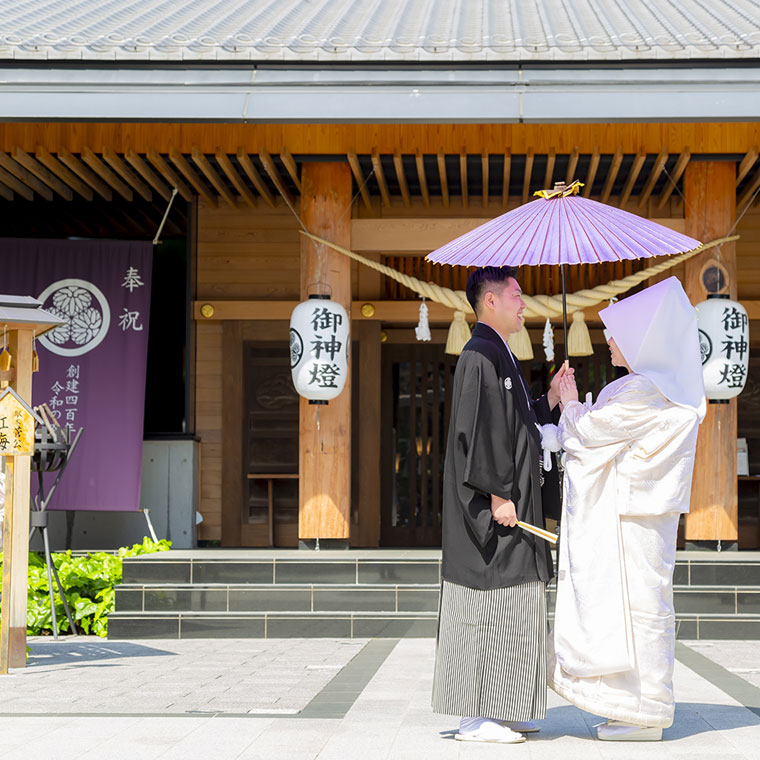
[1, 239, 152, 511]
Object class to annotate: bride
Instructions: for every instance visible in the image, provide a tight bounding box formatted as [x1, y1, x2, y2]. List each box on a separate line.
[547, 277, 706, 742]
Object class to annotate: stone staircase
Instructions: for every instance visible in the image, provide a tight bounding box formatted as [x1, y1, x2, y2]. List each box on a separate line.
[107, 549, 760, 639]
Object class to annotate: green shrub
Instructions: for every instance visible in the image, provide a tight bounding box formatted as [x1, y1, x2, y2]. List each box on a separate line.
[0, 537, 171, 637]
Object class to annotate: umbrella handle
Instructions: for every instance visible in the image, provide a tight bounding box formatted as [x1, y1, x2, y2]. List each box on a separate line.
[561, 263, 569, 363]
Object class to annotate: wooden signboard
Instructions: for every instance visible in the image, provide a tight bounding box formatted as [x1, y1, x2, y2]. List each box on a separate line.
[0, 388, 37, 457]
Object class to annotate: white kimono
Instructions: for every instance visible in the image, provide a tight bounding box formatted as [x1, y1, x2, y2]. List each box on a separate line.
[547, 373, 700, 728]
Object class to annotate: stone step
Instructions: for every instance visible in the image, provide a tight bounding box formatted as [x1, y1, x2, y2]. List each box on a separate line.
[106, 609, 760, 641]
[115, 583, 440, 614]
[121, 551, 760, 587]
[114, 582, 760, 616]
[107, 610, 439, 640]
[121, 554, 442, 586]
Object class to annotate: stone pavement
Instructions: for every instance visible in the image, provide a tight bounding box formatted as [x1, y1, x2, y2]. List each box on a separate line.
[0, 636, 758, 759]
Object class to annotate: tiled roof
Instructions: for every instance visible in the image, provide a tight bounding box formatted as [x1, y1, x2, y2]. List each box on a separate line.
[1, 0, 759, 62]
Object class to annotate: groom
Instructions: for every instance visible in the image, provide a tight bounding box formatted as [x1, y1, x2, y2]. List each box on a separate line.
[431, 266, 569, 744]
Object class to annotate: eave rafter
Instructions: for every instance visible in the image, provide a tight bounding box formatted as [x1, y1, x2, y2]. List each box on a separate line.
[0, 147, 749, 216]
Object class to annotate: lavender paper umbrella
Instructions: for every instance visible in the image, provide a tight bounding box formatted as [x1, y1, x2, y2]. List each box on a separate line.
[426, 181, 702, 359]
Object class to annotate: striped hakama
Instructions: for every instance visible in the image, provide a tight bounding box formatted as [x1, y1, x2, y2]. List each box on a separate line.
[432, 579, 547, 722]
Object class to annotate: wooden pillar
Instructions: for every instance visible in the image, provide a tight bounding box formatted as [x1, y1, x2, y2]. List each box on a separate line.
[299, 163, 352, 544]
[354, 321, 381, 547]
[1, 328, 34, 668]
[684, 161, 738, 546]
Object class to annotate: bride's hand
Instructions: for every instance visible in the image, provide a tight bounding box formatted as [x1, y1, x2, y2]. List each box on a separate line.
[559, 374, 579, 408]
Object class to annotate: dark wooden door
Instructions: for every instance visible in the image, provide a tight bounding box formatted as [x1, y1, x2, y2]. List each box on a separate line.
[381, 343, 458, 546]
[242, 341, 299, 547]
[379, 339, 627, 547]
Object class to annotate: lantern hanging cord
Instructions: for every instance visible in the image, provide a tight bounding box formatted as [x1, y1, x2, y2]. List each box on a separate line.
[278, 165, 376, 235]
[662, 163, 760, 263]
[299, 230, 739, 319]
[276, 163, 376, 296]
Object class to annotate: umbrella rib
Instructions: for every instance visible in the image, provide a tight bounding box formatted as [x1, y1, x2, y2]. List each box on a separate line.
[427, 191, 700, 269]
[563, 199, 608, 263]
[577, 197, 698, 256]
[576, 200, 682, 259]
[575, 203, 644, 260]
[442, 202, 547, 267]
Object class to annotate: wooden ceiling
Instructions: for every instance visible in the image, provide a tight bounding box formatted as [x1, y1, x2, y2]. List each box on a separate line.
[0, 144, 758, 239]
[1, 146, 758, 211]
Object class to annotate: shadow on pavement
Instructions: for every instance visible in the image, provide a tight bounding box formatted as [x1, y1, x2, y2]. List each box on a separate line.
[665, 702, 760, 737]
[26, 639, 175, 667]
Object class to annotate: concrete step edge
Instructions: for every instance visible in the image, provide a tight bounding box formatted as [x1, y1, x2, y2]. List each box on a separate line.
[108, 610, 439, 619]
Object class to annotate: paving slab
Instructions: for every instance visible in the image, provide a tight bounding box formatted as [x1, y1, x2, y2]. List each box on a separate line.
[0, 637, 758, 759]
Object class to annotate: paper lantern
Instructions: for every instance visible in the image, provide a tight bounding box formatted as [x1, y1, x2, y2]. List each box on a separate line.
[696, 295, 749, 402]
[290, 295, 349, 404]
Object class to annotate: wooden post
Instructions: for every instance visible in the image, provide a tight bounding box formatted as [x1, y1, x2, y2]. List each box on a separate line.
[0, 327, 34, 669]
[298, 163, 352, 545]
[683, 161, 738, 547]
[354, 321, 381, 547]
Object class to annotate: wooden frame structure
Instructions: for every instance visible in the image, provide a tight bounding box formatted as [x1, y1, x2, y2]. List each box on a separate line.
[2, 122, 760, 550]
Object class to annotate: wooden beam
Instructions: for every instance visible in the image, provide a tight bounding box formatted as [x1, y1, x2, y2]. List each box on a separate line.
[35, 147, 93, 200]
[0, 152, 53, 200]
[459, 151, 468, 208]
[299, 162, 352, 541]
[193, 299, 616, 324]
[354, 320, 381, 547]
[124, 149, 171, 201]
[737, 164, 760, 211]
[145, 149, 193, 201]
[0, 165, 32, 200]
[565, 146, 579, 184]
[437, 151, 449, 208]
[619, 148, 646, 207]
[58, 148, 112, 201]
[280, 148, 301, 192]
[347, 152, 371, 210]
[502, 150, 511, 206]
[393, 150, 411, 208]
[237, 150, 276, 208]
[684, 161, 737, 544]
[638, 149, 668, 208]
[543, 147, 556, 190]
[81, 147, 133, 201]
[482, 153, 489, 208]
[102, 147, 152, 201]
[191, 147, 237, 209]
[600, 147, 623, 204]
[169, 148, 217, 207]
[656, 148, 691, 209]
[737, 146, 758, 186]
[522, 150, 534, 203]
[370, 150, 391, 208]
[351, 216, 684, 251]
[12, 147, 73, 200]
[416, 151, 430, 208]
[259, 148, 295, 208]
[352, 217, 501, 251]
[215, 152, 257, 208]
[582, 147, 600, 198]
[0, 179, 13, 200]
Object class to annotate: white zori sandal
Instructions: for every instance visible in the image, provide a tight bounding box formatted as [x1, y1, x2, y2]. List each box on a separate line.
[456, 717, 527, 744]
[597, 720, 663, 741]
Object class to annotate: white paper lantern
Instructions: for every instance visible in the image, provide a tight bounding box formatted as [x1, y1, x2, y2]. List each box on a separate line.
[696, 295, 749, 402]
[290, 295, 349, 404]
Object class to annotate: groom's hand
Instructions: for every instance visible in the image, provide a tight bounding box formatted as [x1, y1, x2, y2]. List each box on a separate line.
[491, 494, 518, 527]
[548, 360, 575, 409]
